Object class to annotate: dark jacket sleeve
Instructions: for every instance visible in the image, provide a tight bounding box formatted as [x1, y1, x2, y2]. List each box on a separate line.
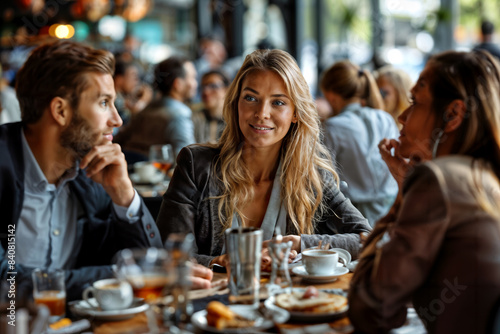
[301, 171, 372, 259]
[72, 174, 162, 270]
[156, 146, 218, 267]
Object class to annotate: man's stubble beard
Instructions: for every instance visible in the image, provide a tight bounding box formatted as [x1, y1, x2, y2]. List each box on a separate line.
[60, 111, 101, 163]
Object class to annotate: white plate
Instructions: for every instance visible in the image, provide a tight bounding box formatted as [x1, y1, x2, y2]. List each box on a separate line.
[69, 298, 149, 321]
[292, 265, 349, 283]
[264, 288, 348, 323]
[191, 304, 275, 333]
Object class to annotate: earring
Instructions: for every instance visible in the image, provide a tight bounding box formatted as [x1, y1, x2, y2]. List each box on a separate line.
[432, 129, 445, 159]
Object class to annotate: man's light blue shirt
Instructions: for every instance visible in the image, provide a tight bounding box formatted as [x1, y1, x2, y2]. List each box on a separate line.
[16, 132, 142, 270]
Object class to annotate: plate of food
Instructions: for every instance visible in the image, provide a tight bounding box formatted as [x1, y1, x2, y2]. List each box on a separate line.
[264, 287, 348, 322]
[191, 301, 275, 333]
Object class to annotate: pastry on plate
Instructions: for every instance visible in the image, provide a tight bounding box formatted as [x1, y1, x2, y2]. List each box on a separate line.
[206, 301, 255, 329]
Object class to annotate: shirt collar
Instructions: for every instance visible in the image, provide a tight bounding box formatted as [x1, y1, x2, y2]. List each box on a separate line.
[340, 102, 362, 114]
[21, 131, 79, 192]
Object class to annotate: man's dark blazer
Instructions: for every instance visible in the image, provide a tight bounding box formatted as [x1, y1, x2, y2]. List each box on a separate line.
[0, 122, 162, 301]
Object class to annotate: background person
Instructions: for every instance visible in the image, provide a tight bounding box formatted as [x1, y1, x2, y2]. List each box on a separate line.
[156, 49, 371, 268]
[473, 20, 500, 60]
[0, 62, 21, 125]
[320, 61, 399, 226]
[192, 69, 229, 144]
[374, 65, 413, 127]
[350, 50, 500, 334]
[116, 56, 198, 162]
[113, 60, 152, 127]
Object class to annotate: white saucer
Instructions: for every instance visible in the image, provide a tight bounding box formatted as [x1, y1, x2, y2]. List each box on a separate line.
[291, 265, 349, 283]
[130, 172, 164, 185]
[69, 297, 149, 321]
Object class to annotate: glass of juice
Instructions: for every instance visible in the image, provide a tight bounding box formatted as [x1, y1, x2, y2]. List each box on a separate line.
[149, 144, 174, 182]
[32, 269, 66, 323]
[115, 248, 176, 303]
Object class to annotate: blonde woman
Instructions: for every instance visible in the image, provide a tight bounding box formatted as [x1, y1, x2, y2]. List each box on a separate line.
[350, 50, 500, 333]
[375, 65, 413, 125]
[320, 61, 399, 226]
[157, 49, 371, 268]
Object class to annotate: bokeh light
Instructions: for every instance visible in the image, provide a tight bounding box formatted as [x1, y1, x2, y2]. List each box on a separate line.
[49, 24, 75, 39]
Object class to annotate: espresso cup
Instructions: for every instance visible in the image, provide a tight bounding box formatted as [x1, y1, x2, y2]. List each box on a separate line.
[82, 279, 133, 311]
[302, 249, 339, 276]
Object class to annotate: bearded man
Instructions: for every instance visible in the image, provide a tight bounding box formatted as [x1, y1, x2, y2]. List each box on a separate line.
[0, 41, 212, 302]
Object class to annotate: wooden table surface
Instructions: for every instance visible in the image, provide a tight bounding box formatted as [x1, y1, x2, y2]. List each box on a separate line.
[89, 271, 354, 333]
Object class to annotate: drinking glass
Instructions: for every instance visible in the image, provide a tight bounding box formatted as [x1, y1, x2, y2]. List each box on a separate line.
[32, 269, 66, 323]
[116, 248, 178, 333]
[225, 227, 262, 308]
[164, 233, 194, 329]
[149, 144, 174, 178]
[116, 248, 176, 302]
[267, 240, 293, 296]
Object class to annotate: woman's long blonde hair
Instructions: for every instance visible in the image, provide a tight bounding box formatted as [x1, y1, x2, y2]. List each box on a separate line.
[427, 50, 500, 217]
[214, 49, 338, 233]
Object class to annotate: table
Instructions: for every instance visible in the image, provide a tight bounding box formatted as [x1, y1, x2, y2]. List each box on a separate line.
[89, 272, 353, 334]
[87, 271, 426, 333]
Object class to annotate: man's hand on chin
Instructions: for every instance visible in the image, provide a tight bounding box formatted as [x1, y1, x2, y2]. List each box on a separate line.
[80, 143, 134, 207]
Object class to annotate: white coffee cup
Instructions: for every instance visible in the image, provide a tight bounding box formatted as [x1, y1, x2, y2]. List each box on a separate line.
[302, 249, 339, 276]
[82, 279, 133, 311]
[135, 162, 157, 183]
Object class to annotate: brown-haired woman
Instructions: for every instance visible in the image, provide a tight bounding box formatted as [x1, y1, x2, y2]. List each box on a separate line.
[349, 50, 500, 333]
[320, 60, 399, 226]
[157, 49, 371, 268]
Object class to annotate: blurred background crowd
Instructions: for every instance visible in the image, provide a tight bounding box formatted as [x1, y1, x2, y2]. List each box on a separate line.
[0, 0, 497, 159]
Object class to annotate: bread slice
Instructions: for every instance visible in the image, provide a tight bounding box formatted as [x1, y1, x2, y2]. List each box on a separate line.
[206, 301, 256, 329]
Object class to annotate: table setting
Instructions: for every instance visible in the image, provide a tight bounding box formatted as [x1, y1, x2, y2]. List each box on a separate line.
[182, 227, 354, 334]
[28, 228, 426, 334]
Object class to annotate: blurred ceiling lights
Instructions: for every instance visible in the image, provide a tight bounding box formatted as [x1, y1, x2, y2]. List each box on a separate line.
[114, 0, 153, 22]
[14, 0, 153, 23]
[16, 0, 46, 13]
[72, 0, 154, 22]
[71, 0, 112, 22]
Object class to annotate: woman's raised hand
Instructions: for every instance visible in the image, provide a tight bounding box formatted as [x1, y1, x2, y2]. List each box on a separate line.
[378, 138, 410, 189]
